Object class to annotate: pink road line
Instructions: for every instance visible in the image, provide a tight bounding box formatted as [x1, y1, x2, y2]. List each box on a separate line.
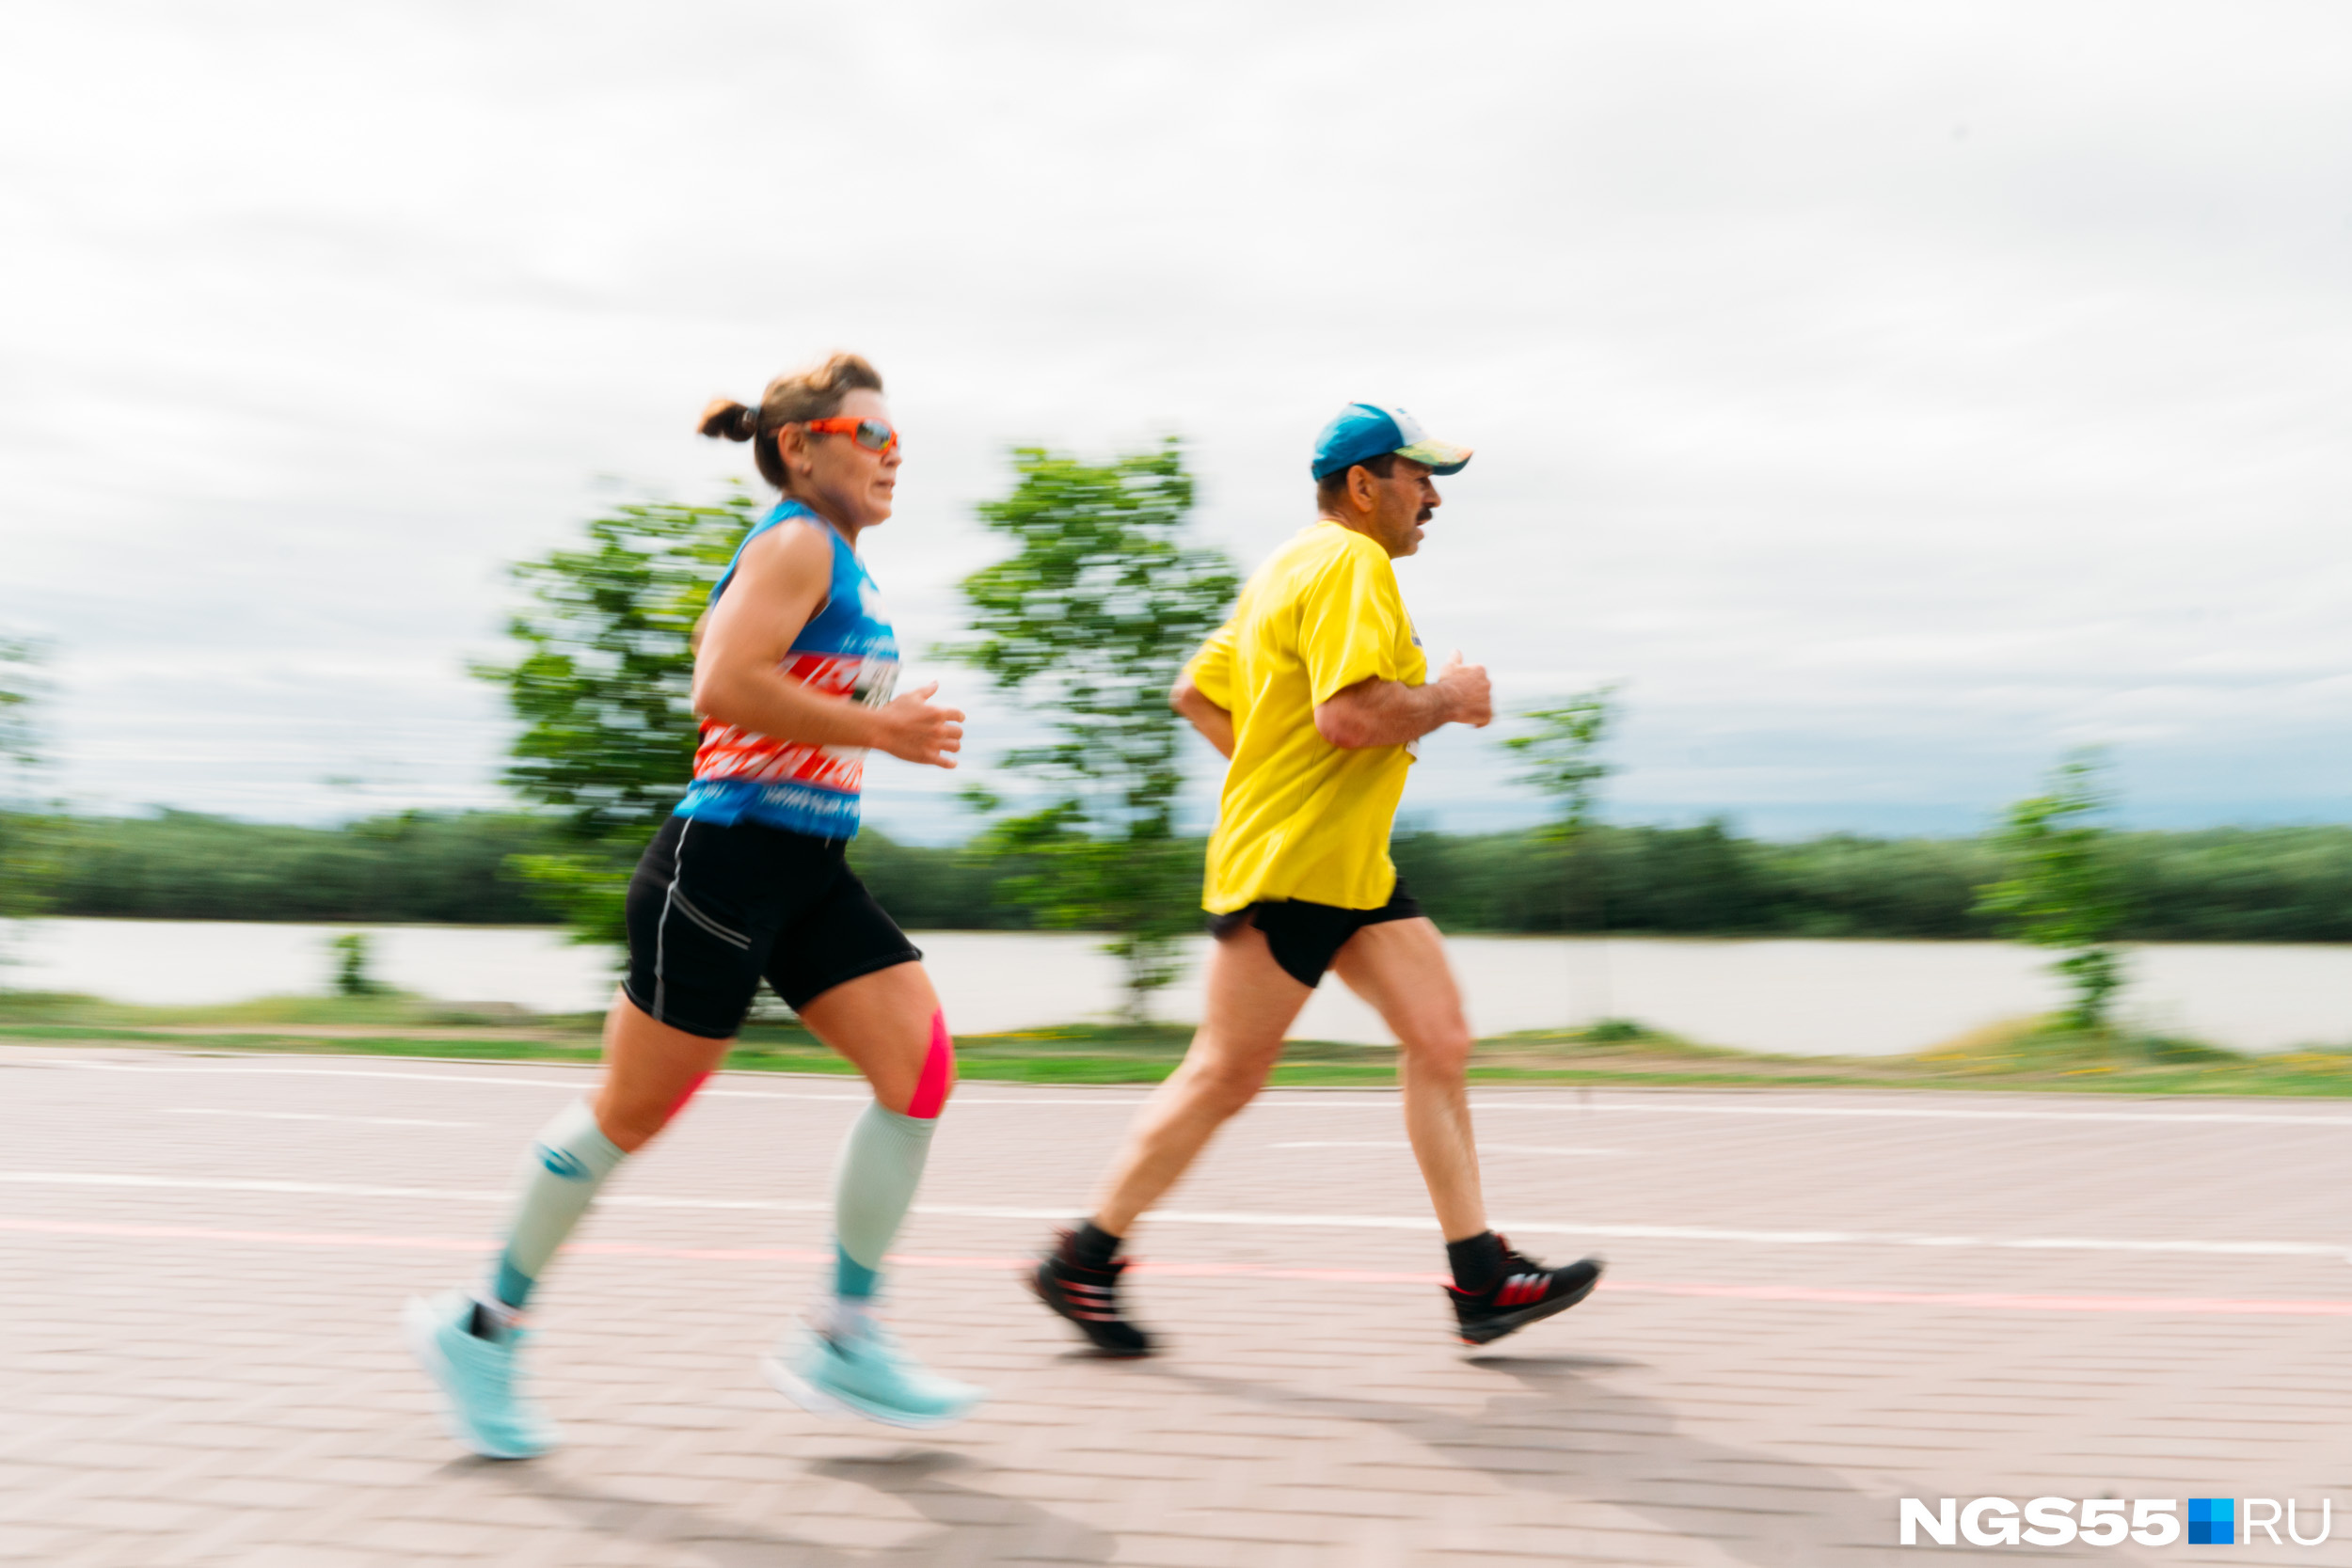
[1601, 1280, 2352, 1316]
[8, 1215, 2350, 1318]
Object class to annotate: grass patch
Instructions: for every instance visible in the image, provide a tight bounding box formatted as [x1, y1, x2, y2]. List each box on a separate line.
[0, 990, 554, 1030]
[6, 991, 2351, 1095]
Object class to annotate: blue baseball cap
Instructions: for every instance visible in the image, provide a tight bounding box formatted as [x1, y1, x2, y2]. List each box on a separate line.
[1310, 403, 1473, 481]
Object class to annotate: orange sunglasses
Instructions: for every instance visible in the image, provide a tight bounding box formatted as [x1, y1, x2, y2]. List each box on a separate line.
[801, 416, 899, 455]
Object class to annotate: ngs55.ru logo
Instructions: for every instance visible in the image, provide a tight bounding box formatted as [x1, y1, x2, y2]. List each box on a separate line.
[1900, 1497, 2335, 1548]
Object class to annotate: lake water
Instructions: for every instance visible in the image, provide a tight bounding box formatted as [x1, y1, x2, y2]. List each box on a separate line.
[8, 917, 2352, 1056]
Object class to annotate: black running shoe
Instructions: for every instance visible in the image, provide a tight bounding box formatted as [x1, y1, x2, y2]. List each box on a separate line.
[1027, 1229, 1153, 1357]
[1446, 1238, 1604, 1346]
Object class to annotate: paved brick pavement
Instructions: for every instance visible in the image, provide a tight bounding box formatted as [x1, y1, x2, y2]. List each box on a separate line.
[2, 1042, 2347, 1565]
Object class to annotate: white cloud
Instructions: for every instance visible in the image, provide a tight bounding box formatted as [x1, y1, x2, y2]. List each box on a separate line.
[5, 1, 2351, 835]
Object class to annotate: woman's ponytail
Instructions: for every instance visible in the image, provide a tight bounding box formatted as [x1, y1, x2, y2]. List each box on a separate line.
[697, 353, 883, 494]
[696, 397, 763, 443]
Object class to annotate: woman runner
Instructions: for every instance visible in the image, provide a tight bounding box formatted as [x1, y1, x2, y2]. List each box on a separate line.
[406, 352, 980, 1455]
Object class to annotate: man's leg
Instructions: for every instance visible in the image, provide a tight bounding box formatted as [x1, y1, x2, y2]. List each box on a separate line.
[1327, 916, 1486, 1241]
[1031, 921, 1311, 1354]
[1092, 921, 1309, 1233]
[1332, 916, 1605, 1345]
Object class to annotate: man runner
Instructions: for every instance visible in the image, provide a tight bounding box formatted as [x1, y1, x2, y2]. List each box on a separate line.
[1028, 403, 1605, 1354]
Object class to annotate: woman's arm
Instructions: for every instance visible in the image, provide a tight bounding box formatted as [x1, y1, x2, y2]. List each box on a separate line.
[691, 524, 963, 768]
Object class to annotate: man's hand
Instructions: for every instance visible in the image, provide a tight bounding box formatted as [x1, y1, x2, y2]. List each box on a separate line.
[1314, 650, 1493, 750]
[870, 683, 964, 768]
[1433, 650, 1492, 729]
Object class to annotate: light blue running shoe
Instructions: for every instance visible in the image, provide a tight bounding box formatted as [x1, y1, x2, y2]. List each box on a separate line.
[762, 1312, 986, 1430]
[403, 1290, 556, 1459]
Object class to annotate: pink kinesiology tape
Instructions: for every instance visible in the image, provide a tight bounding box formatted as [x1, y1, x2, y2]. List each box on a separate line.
[663, 1070, 712, 1121]
[907, 1011, 954, 1119]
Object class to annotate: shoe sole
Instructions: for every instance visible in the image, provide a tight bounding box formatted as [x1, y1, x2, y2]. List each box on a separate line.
[758, 1353, 977, 1432]
[401, 1296, 548, 1461]
[1024, 1263, 1153, 1358]
[1455, 1269, 1604, 1347]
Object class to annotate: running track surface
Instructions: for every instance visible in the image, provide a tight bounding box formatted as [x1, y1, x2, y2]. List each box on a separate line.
[3, 1045, 2346, 1567]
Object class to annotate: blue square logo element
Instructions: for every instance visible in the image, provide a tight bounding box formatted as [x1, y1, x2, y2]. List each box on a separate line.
[2188, 1497, 2234, 1545]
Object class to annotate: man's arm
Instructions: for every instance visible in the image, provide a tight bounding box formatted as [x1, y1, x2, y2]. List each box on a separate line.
[1170, 617, 1240, 760]
[1170, 676, 1235, 760]
[1313, 651, 1491, 750]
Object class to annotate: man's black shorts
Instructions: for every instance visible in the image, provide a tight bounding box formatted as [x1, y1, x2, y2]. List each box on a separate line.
[621, 815, 921, 1039]
[1207, 881, 1425, 990]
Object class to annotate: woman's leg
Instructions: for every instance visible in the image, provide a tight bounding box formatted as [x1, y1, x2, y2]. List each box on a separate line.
[479, 992, 730, 1322]
[760, 958, 980, 1424]
[404, 989, 734, 1459]
[793, 961, 951, 1314]
[473, 809, 774, 1324]
[412, 814, 798, 1454]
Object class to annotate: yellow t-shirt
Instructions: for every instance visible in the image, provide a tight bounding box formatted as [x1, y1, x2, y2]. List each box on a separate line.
[1187, 519, 1428, 912]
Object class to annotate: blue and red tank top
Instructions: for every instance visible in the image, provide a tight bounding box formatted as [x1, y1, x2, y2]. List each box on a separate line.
[674, 500, 899, 839]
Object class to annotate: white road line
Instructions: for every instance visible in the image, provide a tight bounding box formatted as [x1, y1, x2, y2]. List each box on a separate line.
[0, 1171, 818, 1211]
[36, 1057, 2352, 1127]
[4, 1170, 2342, 1260]
[1276, 1140, 1625, 1156]
[36, 1060, 1135, 1105]
[167, 1109, 474, 1129]
[3, 1171, 514, 1203]
[46, 1060, 665, 1093]
[1466, 1101, 2352, 1129]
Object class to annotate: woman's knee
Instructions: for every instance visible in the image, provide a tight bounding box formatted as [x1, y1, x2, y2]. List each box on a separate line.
[596, 996, 730, 1149]
[598, 1059, 723, 1149]
[876, 1009, 956, 1118]
[591, 1095, 668, 1154]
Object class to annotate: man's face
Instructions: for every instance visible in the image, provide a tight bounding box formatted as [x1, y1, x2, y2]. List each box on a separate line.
[1365, 458, 1440, 558]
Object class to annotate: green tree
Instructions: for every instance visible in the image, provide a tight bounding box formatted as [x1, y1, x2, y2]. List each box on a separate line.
[1976, 750, 2126, 1029]
[1499, 688, 1614, 932]
[946, 441, 1238, 1018]
[1502, 689, 1614, 842]
[0, 637, 59, 933]
[328, 931, 385, 996]
[474, 491, 761, 945]
[0, 638, 35, 768]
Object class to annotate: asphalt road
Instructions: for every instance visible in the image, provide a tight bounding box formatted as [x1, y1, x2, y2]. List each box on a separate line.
[3, 1043, 2347, 1566]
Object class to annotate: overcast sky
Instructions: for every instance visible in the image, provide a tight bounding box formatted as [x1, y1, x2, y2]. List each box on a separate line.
[6, 1, 2351, 840]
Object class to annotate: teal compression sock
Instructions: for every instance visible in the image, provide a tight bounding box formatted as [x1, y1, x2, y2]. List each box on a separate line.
[831, 1101, 937, 1299]
[835, 1242, 879, 1300]
[486, 1099, 626, 1310]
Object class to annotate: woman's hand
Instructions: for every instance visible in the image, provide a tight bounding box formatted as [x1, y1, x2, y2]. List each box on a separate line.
[870, 682, 964, 768]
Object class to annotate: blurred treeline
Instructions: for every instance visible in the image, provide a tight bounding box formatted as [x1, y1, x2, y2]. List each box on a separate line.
[22, 807, 2352, 942]
[1400, 824, 2352, 941]
[15, 810, 1021, 929]
[32, 811, 563, 925]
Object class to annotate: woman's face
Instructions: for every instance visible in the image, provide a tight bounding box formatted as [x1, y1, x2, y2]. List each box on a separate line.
[779, 388, 900, 531]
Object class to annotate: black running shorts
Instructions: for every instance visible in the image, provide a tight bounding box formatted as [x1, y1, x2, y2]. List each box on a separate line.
[621, 815, 921, 1038]
[1206, 880, 1425, 990]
